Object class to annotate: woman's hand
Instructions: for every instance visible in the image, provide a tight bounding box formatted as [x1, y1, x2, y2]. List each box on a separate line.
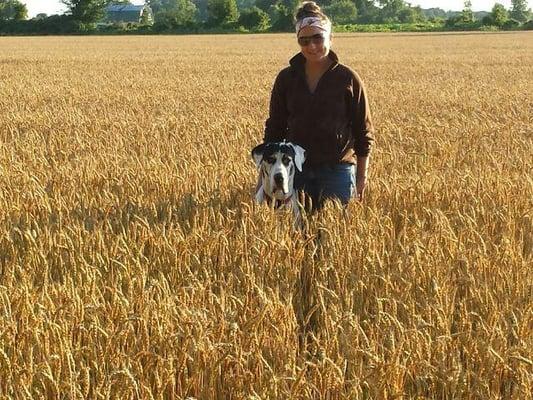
[356, 156, 369, 201]
[355, 175, 366, 201]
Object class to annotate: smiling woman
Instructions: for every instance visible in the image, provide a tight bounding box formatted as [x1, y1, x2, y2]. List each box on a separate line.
[263, 1, 374, 211]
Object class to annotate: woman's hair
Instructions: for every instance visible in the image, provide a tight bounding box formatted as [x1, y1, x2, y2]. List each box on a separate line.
[294, 1, 330, 25]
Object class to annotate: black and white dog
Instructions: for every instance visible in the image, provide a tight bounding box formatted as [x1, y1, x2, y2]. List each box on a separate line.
[251, 141, 306, 222]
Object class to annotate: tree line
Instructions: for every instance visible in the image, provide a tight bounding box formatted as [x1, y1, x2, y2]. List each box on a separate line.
[0, 0, 531, 34]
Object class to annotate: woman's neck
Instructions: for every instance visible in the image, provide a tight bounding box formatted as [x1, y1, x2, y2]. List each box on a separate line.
[305, 57, 332, 74]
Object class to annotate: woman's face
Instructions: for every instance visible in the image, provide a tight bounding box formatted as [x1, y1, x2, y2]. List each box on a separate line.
[297, 25, 331, 64]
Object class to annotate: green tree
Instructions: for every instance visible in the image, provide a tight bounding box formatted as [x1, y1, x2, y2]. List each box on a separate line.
[269, 0, 299, 31]
[207, 0, 238, 25]
[238, 6, 269, 30]
[0, 0, 28, 21]
[397, 5, 425, 23]
[324, 0, 357, 25]
[62, 0, 108, 24]
[269, 3, 291, 30]
[147, 0, 186, 14]
[255, 0, 276, 12]
[377, 0, 408, 23]
[355, 0, 378, 23]
[510, 0, 530, 22]
[147, 0, 163, 14]
[461, 0, 474, 23]
[190, 0, 208, 22]
[490, 3, 509, 26]
[153, 0, 197, 29]
[236, 0, 255, 9]
[354, 0, 378, 23]
[422, 7, 447, 20]
[269, 3, 290, 30]
[411, 6, 426, 22]
[140, 7, 153, 24]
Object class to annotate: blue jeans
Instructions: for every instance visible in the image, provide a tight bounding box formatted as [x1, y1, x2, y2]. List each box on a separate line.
[294, 163, 355, 211]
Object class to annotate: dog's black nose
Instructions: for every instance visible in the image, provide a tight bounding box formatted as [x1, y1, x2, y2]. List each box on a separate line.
[273, 173, 284, 185]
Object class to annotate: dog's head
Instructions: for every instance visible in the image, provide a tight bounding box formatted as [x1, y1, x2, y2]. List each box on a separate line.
[251, 142, 306, 200]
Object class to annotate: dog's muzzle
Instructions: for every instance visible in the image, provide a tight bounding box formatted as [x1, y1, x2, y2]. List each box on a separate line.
[273, 173, 284, 189]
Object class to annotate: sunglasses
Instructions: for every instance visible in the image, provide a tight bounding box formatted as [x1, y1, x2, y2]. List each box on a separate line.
[297, 33, 326, 47]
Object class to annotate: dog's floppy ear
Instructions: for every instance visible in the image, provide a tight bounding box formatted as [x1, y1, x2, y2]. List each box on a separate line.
[251, 143, 266, 168]
[289, 143, 306, 171]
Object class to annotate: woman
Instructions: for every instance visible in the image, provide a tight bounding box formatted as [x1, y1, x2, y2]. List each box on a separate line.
[263, 1, 374, 211]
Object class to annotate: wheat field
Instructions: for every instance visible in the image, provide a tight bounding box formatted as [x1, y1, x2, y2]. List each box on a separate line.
[0, 32, 532, 399]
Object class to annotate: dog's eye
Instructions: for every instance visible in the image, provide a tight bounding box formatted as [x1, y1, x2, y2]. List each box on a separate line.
[282, 156, 291, 166]
[265, 157, 276, 164]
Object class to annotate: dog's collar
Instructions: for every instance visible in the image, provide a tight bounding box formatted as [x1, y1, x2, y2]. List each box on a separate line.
[263, 190, 293, 208]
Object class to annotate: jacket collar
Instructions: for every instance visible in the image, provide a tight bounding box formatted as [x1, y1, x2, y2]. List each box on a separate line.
[289, 49, 339, 71]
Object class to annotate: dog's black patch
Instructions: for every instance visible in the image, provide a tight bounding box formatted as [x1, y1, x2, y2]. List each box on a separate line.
[278, 143, 296, 159]
[252, 142, 296, 163]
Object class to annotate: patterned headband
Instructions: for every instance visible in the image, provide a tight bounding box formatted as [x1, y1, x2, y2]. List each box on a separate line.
[295, 17, 332, 36]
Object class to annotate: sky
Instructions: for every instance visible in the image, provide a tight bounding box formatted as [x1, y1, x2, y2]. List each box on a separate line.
[21, 0, 144, 18]
[20, 0, 533, 18]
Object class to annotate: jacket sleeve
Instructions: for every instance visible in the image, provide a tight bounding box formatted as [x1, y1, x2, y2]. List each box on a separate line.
[351, 73, 374, 157]
[264, 71, 288, 143]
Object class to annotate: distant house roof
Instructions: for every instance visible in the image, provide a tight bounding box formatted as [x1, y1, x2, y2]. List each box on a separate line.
[107, 4, 145, 13]
[105, 3, 152, 23]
